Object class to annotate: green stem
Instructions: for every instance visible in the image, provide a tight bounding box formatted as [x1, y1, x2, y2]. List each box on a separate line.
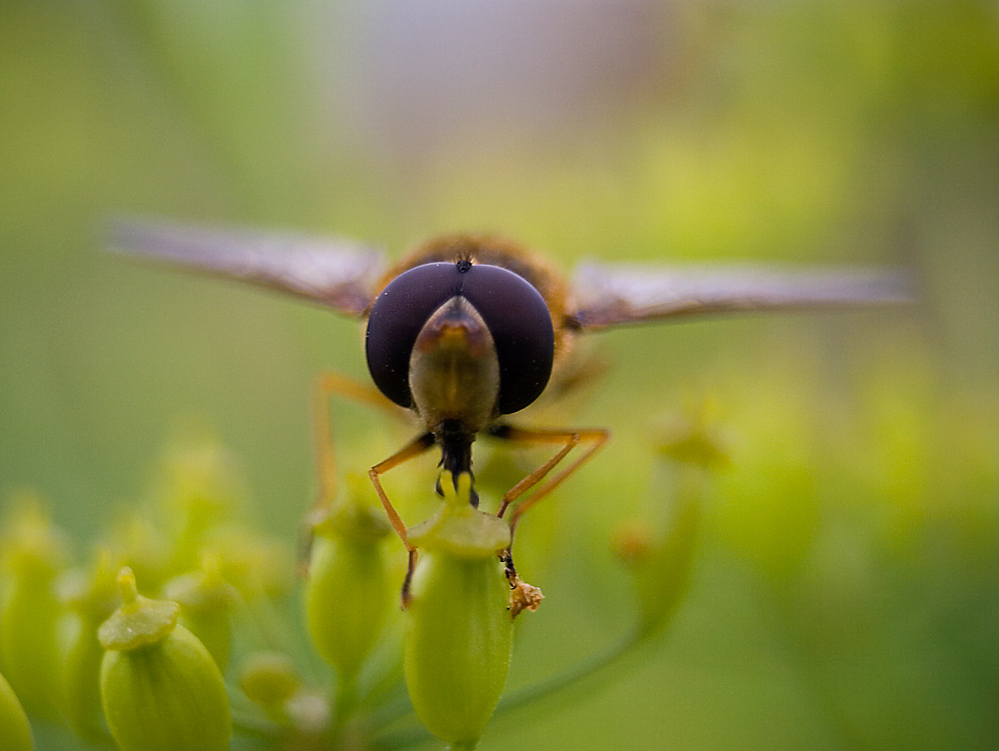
[333, 669, 360, 731]
[370, 723, 432, 751]
[495, 630, 641, 716]
[229, 707, 285, 740]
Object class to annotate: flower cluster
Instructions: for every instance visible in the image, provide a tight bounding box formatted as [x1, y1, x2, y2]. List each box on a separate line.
[0, 414, 724, 751]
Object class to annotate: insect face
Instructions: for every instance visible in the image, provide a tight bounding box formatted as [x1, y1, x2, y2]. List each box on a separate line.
[408, 296, 499, 434]
[364, 259, 556, 436]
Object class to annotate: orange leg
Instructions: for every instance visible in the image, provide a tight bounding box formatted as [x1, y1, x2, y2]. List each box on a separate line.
[487, 425, 606, 617]
[306, 371, 406, 523]
[368, 433, 436, 607]
[490, 425, 610, 534]
[367, 432, 436, 550]
[299, 371, 412, 570]
[305, 370, 436, 605]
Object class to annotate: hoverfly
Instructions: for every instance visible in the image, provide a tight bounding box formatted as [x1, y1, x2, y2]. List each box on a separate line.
[111, 219, 910, 604]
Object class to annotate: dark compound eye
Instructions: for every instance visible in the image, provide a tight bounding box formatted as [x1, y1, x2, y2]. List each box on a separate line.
[366, 263, 461, 408]
[460, 264, 554, 414]
[365, 262, 555, 415]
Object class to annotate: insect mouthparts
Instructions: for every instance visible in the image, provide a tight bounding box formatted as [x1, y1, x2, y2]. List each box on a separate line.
[456, 259, 473, 273]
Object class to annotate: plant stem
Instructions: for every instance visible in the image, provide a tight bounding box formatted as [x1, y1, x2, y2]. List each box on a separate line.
[229, 708, 285, 740]
[495, 630, 641, 717]
[333, 669, 360, 732]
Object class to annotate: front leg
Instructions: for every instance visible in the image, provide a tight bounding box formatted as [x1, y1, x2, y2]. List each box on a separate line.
[487, 424, 610, 533]
[368, 432, 436, 605]
[300, 371, 406, 573]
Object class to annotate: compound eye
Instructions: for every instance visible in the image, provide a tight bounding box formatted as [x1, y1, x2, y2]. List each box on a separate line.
[365, 263, 462, 407]
[365, 261, 555, 416]
[461, 265, 554, 415]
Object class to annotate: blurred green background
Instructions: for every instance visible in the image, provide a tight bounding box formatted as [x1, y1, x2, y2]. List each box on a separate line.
[2, 1, 998, 749]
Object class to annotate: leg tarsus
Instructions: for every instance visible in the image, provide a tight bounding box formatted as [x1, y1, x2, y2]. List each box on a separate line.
[502, 548, 544, 618]
[501, 548, 517, 586]
[401, 548, 418, 608]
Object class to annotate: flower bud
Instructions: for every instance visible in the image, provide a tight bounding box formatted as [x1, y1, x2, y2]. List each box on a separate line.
[0, 670, 34, 751]
[403, 472, 513, 746]
[304, 475, 393, 682]
[158, 431, 246, 524]
[208, 527, 293, 601]
[0, 494, 68, 721]
[615, 411, 724, 639]
[162, 556, 237, 673]
[155, 431, 247, 574]
[99, 568, 231, 751]
[59, 549, 120, 740]
[238, 651, 300, 709]
[104, 510, 172, 594]
[618, 494, 701, 640]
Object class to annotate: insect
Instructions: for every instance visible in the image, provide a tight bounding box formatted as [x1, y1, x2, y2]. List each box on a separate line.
[110, 219, 910, 602]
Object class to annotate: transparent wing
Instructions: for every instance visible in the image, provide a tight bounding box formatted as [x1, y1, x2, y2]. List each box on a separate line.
[109, 217, 386, 316]
[570, 262, 913, 330]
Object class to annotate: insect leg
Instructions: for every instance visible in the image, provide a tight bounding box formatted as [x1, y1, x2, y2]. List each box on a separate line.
[368, 432, 436, 549]
[309, 372, 404, 510]
[307, 369, 434, 604]
[486, 425, 607, 616]
[489, 425, 610, 533]
[300, 371, 408, 572]
[369, 432, 436, 606]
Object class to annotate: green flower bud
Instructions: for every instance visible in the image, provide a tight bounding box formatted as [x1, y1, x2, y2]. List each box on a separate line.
[105, 510, 172, 594]
[99, 568, 231, 751]
[157, 430, 246, 525]
[656, 409, 729, 470]
[154, 431, 247, 574]
[207, 527, 293, 601]
[59, 549, 120, 740]
[404, 472, 513, 747]
[238, 651, 300, 709]
[406, 472, 511, 557]
[162, 556, 238, 673]
[615, 411, 723, 639]
[616, 494, 701, 640]
[0, 670, 34, 751]
[0, 495, 68, 721]
[305, 475, 393, 682]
